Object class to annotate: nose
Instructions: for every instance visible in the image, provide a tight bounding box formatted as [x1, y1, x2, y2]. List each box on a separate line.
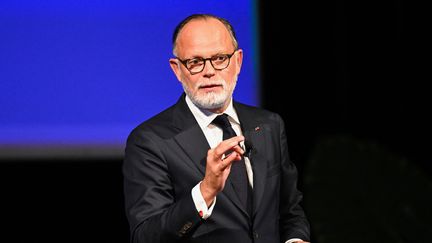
[202, 59, 216, 77]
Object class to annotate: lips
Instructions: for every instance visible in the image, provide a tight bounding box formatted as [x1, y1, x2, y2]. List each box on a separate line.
[199, 83, 223, 91]
[201, 84, 222, 88]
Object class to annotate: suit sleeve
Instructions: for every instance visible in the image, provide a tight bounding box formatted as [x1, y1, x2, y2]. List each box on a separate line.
[122, 130, 203, 243]
[276, 114, 311, 241]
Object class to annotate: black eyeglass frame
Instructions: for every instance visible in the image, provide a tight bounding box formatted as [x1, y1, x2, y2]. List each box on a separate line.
[175, 50, 238, 75]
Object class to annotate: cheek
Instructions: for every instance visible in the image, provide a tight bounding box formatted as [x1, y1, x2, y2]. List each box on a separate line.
[222, 70, 237, 85]
[181, 75, 199, 90]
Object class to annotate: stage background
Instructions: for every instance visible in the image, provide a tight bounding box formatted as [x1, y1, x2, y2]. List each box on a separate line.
[0, 0, 259, 158]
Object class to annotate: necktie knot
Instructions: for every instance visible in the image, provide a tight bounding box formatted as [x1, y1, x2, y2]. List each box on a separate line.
[212, 113, 231, 129]
[212, 114, 237, 140]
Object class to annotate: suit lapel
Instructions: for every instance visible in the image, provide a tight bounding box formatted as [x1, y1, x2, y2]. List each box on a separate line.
[235, 102, 268, 217]
[174, 125, 209, 175]
[171, 94, 209, 176]
[243, 127, 267, 216]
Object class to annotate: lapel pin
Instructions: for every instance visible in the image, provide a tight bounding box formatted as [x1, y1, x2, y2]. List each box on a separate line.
[254, 126, 260, 131]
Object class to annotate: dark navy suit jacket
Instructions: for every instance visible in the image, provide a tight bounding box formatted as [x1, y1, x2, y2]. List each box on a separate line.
[123, 94, 310, 243]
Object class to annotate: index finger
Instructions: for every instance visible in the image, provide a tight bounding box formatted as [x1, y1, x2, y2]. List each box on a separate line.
[214, 135, 245, 157]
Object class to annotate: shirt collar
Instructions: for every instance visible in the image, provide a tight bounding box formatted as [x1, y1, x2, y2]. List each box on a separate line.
[185, 95, 240, 129]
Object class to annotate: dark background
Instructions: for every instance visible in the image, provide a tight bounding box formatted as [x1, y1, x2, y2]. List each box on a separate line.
[1, 1, 430, 242]
[259, 1, 431, 242]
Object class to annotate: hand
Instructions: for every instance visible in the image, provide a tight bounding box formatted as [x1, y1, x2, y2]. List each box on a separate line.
[200, 135, 244, 206]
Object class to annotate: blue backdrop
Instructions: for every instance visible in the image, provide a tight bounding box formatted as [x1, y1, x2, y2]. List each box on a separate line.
[0, 1, 259, 155]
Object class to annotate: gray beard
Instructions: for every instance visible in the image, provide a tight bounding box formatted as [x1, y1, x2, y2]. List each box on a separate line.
[182, 80, 237, 110]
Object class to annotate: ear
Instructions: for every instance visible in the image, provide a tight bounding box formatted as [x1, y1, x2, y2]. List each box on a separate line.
[169, 58, 182, 82]
[234, 49, 243, 75]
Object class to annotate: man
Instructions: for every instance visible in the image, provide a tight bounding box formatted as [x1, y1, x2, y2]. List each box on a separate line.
[123, 14, 311, 243]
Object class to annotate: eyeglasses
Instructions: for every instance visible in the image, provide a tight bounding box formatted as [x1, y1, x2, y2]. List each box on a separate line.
[176, 50, 237, 75]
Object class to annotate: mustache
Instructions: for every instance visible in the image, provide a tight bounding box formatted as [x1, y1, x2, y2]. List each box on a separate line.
[197, 80, 225, 89]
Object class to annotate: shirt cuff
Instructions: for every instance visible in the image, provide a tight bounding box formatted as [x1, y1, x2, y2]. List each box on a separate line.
[191, 181, 216, 220]
[286, 239, 303, 243]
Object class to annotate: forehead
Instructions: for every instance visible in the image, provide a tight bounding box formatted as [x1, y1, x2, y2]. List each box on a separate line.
[176, 18, 234, 57]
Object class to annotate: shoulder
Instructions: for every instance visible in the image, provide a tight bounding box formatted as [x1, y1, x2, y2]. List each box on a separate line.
[234, 101, 285, 124]
[127, 102, 180, 142]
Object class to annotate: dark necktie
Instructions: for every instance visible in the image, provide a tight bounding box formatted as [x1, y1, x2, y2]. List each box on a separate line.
[212, 114, 252, 214]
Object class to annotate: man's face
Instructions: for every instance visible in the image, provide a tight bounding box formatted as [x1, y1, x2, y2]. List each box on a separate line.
[169, 18, 243, 112]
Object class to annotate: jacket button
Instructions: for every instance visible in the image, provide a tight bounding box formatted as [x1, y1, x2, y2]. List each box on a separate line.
[182, 222, 192, 231]
[253, 231, 259, 238]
